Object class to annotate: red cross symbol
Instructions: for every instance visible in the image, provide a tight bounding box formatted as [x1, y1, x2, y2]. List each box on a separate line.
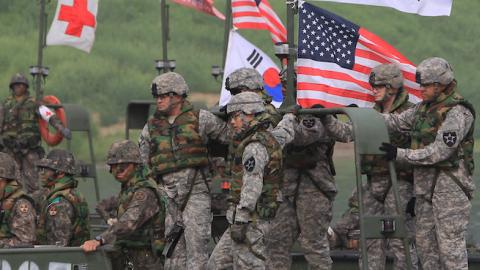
[45, 111, 52, 116]
[58, 0, 96, 37]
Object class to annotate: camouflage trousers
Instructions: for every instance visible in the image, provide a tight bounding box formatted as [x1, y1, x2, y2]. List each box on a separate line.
[110, 248, 163, 270]
[6, 147, 43, 194]
[359, 176, 418, 270]
[207, 220, 270, 270]
[265, 188, 333, 270]
[164, 190, 212, 270]
[415, 191, 470, 270]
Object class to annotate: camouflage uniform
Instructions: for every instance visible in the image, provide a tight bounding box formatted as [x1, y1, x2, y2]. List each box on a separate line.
[36, 149, 90, 246]
[325, 64, 418, 269]
[139, 72, 229, 270]
[0, 152, 36, 248]
[331, 189, 360, 249]
[208, 92, 283, 270]
[97, 140, 166, 270]
[382, 58, 475, 270]
[266, 114, 336, 270]
[1, 73, 70, 194]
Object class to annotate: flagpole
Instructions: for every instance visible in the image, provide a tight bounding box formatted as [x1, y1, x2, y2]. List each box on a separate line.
[222, 0, 232, 73]
[281, 0, 297, 109]
[35, 0, 47, 101]
[161, 0, 169, 73]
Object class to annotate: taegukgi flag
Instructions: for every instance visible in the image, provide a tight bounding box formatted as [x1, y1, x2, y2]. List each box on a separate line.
[313, 0, 452, 16]
[46, 0, 98, 53]
[220, 30, 283, 107]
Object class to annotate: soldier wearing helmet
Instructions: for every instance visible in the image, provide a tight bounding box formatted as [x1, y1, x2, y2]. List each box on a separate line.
[225, 68, 282, 126]
[138, 72, 229, 270]
[82, 140, 165, 269]
[208, 92, 284, 269]
[1, 72, 72, 194]
[0, 152, 36, 248]
[319, 63, 418, 269]
[36, 149, 90, 246]
[380, 57, 475, 270]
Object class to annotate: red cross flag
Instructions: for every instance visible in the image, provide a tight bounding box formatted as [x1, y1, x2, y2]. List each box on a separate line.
[46, 0, 98, 53]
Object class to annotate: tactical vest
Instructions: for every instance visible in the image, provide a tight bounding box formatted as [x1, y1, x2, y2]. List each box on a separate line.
[362, 90, 414, 176]
[227, 123, 283, 220]
[148, 101, 209, 176]
[0, 181, 33, 239]
[411, 87, 475, 174]
[258, 90, 282, 126]
[37, 177, 90, 246]
[2, 95, 40, 148]
[115, 166, 166, 255]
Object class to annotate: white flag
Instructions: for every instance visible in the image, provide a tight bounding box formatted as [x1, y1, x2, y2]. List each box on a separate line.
[46, 0, 98, 53]
[313, 0, 452, 16]
[220, 31, 283, 107]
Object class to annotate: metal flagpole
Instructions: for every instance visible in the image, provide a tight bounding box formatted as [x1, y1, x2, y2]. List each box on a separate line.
[34, 0, 47, 101]
[281, 0, 297, 108]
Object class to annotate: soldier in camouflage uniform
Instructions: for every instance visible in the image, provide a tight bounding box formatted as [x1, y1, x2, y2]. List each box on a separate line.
[208, 92, 284, 270]
[225, 68, 282, 126]
[379, 57, 475, 270]
[0, 152, 36, 248]
[266, 69, 337, 269]
[36, 149, 90, 246]
[138, 72, 229, 270]
[82, 140, 165, 270]
[329, 189, 360, 249]
[323, 63, 417, 269]
[1, 73, 71, 194]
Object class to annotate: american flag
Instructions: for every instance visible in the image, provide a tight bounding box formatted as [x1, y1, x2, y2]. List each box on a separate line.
[296, 2, 421, 108]
[232, 0, 287, 44]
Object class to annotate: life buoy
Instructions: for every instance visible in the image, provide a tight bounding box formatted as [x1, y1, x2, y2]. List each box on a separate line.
[38, 95, 67, 146]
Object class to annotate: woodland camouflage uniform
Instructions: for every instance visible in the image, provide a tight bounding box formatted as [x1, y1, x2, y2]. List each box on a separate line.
[0, 152, 36, 248]
[97, 140, 166, 270]
[36, 149, 90, 246]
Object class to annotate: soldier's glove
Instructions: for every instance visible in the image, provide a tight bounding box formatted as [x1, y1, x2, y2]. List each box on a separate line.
[230, 222, 249, 243]
[406, 197, 416, 217]
[379, 142, 397, 161]
[59, 126, 72, 140]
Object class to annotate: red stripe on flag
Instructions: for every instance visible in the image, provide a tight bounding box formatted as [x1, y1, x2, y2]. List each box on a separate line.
[297, 98, 345, 109]
[298, 66, 372, 91]
[233, 22, 270, 31]
[297, 82, 375, 102]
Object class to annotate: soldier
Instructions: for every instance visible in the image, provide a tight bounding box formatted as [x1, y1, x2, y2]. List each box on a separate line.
[266, 113, 337, 268]
[225, 68, 282, 125]
[379, 57, 475, 270]
[82, 140, 165, 269]
[329, 189, 360, 250]
[323, 63, 417, 269]
[36, 149, 90, 246]
[0, 152, 36, 248]
[1, 73, 71, 194]
[208, 92, 283, 269]
[138, 72, 229, 270]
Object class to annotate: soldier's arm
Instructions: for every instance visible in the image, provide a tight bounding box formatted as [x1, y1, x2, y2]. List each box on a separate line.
[322, 115, 354, 143]
[270, 113, 296, 149]
[49, 198, 75, 246]
[99, 188, 160, 244]
[397, 105, 474, 165]
[198, 109, 229, 143]
[235, 142, 269, 223]
[0, 198, 36, 247]
[382, 105, 417, 136]
[138, 124, 151, 165]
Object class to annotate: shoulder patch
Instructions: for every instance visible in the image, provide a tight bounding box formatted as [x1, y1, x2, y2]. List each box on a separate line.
[18, 202, 30, 215]
[302, 118, 315, 128]
[443, 131, 457, 147]
[244, 156, 256, 172]
[134, 190, 147, 201]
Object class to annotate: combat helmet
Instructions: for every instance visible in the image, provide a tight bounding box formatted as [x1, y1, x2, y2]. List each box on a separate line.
[415, 57, 454, 85]
[225, 68, 264, 92]
[369, 63, 403, 89]
[106, 140, 142, 165]
[0, 152, 18, 180]
[227, 92, 265, 115]
[151, 72, 189, 97]
[36, 149, 76, 175]
[9, 73, 29, 89]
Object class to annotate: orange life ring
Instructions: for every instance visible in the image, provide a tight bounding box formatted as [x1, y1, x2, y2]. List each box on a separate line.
[38, 95, 67, 146]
